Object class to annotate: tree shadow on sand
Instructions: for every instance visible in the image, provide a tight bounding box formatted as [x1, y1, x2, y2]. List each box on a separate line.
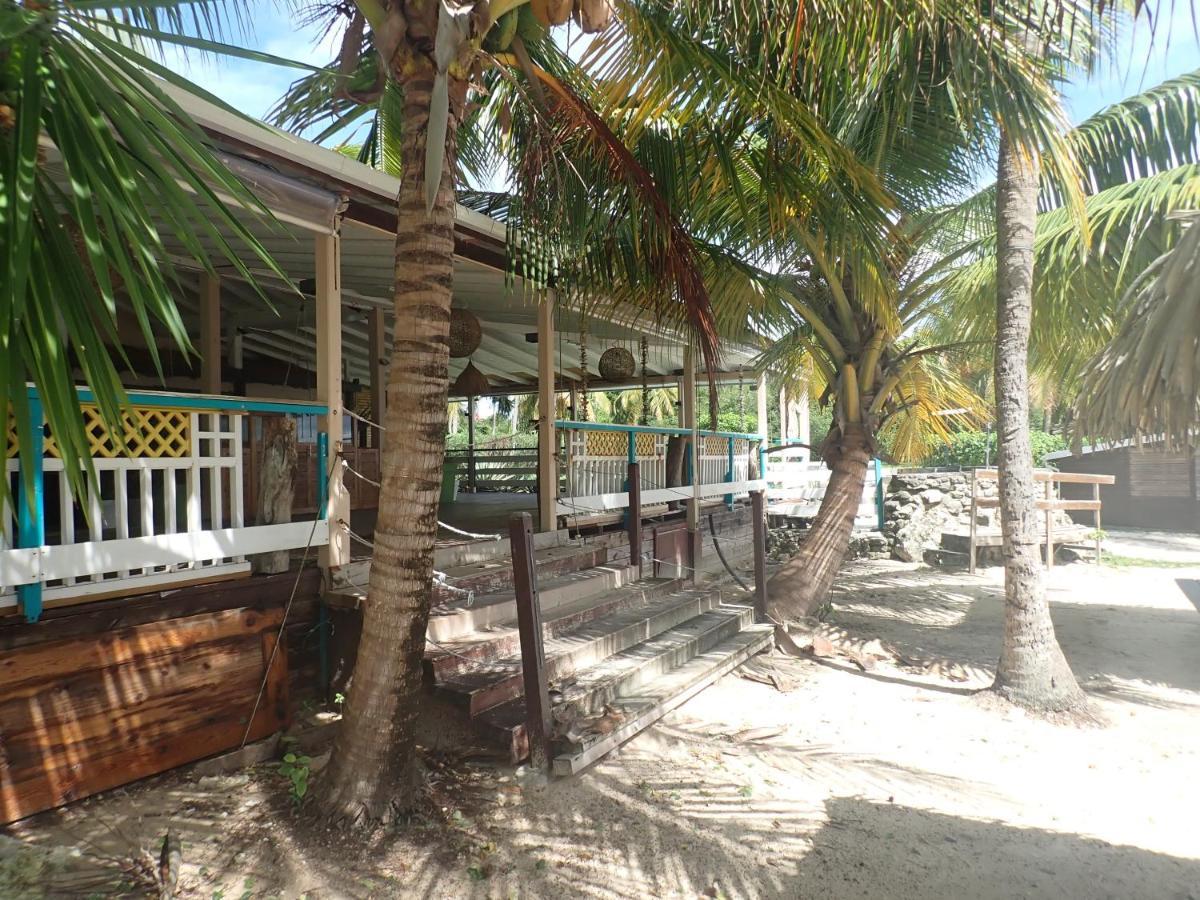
[823, 566, 1200, 707]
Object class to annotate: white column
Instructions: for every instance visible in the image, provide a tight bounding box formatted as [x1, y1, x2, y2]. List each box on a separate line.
[537, 290, 557, 532]
[795, 383, 811, 461]
[757, 371, 769, 478]
[778, 385, 788, 447]
[757, 372, 769, 443]
[316, 233, 350, 569]
[683, 344, 700, 543]
[199, 273, 222, 394]
[368, 306, 387, 449]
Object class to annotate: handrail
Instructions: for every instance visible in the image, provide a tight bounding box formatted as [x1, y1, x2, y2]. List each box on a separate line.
[27, 385, 328, 416]
[553, 419, 762, 442]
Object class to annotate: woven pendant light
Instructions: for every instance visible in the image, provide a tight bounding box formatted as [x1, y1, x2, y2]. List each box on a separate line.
[599, 346, 636, 381]
[451, 361, 489, 397]
[448, 308, 482, 358]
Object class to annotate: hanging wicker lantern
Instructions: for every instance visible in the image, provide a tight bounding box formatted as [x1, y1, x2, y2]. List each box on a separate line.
[598, 346, 636, 381]
[448, 308, 482, 358]
[451, 361, 489, 397]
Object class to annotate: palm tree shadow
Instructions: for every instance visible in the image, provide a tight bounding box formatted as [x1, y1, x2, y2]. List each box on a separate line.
[792, 797, 1200, 899]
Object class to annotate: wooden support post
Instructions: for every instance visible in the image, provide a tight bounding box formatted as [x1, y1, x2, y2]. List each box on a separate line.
[368, 306, 387, 450]
[315, 233, 349, 571]
[1045, 478, 1055, 569]
[757, 371, 769, 448]
[199, 273, 222, 394]
[968, 469, 978, 575]
[1093, 482, 1102, 565]
[751, 489, 768, 622]
[778, 385, 787, 447]
[537, 290, 557, 532]
[628, 462, 642, 577]
[467, 396, 477, 491]
[509, 512, 553, 770]
[683, 345, 700, 580]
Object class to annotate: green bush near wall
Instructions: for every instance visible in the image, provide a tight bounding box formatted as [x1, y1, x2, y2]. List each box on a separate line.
[922, 430, 1066, 468]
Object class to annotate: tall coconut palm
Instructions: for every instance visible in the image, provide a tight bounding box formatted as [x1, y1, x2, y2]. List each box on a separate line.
[933, 65, 1200, 708]
[271, 0, 895, 825]
[741, 4, 1083, 621]
[0, 0, 301, 508]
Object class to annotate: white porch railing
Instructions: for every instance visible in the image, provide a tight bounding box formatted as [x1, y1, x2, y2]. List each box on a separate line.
[2, 388, 332, 622]
[555, 421, 765, 519]
[766, 450, 885, 527]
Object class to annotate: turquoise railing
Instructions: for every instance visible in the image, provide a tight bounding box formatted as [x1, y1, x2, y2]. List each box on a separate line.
[9, 386, 329, 623]
[554, 420, 765, 513]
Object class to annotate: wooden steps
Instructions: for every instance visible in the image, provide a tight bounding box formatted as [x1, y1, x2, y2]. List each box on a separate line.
[472, 604, 756, 759]
[551, 627, 773, 775]
[427, 563, 642, 642]
[425, 575, 684, 680]
[434, 584, 721, 715]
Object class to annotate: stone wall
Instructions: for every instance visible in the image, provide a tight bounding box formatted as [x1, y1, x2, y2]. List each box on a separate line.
[881, 470, 1076, 564]
[881, 471, 996, 562]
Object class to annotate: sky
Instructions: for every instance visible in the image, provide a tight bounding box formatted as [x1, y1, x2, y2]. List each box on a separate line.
[170, 3, 1200, 140]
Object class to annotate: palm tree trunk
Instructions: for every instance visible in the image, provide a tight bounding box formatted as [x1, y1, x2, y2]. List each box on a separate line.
[992, 130, 1084, 711]
[319, 65, 458, 823]
[767, 423, 871, 620]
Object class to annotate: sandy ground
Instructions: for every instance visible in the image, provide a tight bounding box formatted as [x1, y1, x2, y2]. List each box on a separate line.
[6, 554, 1200, 899]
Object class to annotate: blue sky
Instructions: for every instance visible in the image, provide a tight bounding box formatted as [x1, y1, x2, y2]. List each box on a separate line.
[169, 4, 1199, 146]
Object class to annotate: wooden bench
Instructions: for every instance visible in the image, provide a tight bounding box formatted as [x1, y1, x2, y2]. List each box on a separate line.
[968, 469, 1116, 574]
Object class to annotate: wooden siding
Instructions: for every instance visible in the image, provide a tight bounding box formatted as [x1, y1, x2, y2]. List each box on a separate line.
[1056, 446, 1198, 533]
[0, 593, 299, 825]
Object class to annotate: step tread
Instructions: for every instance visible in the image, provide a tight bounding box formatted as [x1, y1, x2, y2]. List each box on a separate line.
[427, 576, 681, 658]
[552, 626, 774, 775]
[435, 585, 724, 696]
[436, 541, 607, 582]
[552, 605, 754, 698]
[429, 563, 639, 620]
[474, 605, 753, 736]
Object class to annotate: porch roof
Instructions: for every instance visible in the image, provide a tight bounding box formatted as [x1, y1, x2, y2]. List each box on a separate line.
[60, 82, 761, 395]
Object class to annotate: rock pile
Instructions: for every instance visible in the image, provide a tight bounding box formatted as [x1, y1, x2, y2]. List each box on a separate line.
[881, 470, 1075, 563]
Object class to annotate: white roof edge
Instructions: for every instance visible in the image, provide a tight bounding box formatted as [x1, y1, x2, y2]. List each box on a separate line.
[1045, 438, 1135, 460]
[158, 79, 506, 243]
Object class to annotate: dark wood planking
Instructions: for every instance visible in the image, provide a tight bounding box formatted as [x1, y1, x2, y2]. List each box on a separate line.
[0, 606, 288, 825]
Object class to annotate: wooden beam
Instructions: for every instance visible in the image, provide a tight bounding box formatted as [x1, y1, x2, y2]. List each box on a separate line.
[199, 273, 222, 394]
[757, 371, 769, 446]
[537, 290, 557, 532]
[683, 344, 700, 575]
[315, 233, 349, 570]
[368, 306, 387, 444]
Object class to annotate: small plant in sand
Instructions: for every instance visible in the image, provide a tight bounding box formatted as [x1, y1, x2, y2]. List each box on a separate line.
[277, 740, 313, 806]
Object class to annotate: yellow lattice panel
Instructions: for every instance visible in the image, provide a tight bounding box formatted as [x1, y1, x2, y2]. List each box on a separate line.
[585, 430, 627, 457]
[77, 406, 191, 459]
[5, 411, 56, 458]
[7, 404, 191, 459]
[583, 430, 660, 458]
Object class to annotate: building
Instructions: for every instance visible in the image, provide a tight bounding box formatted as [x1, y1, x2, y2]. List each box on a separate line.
[1, 84, 772, 823]
[1047, 441, 1199, 533]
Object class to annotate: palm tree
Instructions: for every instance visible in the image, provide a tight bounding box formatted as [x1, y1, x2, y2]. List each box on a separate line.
[935, 66, 1200, 709]
[615, 387, 677, 425]
[0, 0, 295, 507]
[750, 7, 1080, 621]
[1076, 210, 1200, 444]
[270, 0, 896, 825]
[992, 123, 1085, 710]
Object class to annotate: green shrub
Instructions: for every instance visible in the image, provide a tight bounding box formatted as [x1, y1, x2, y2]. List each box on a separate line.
[923, 430, 1066, 468]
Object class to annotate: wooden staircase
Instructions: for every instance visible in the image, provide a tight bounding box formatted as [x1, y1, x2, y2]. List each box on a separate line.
[422, 528, 772, 772]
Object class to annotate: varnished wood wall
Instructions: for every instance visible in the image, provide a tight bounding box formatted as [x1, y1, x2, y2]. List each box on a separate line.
[0, 584, 303, 825]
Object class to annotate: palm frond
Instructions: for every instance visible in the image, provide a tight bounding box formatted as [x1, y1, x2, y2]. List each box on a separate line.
[1075, 210, 1200, 446]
